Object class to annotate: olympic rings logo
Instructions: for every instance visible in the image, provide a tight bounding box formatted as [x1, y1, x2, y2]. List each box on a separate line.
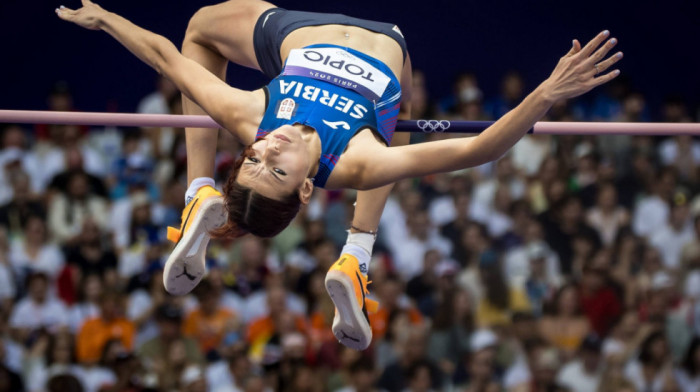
[416, 119, 451, 133]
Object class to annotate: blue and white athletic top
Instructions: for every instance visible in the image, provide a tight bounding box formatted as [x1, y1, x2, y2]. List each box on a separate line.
[257, 44, 402, 188]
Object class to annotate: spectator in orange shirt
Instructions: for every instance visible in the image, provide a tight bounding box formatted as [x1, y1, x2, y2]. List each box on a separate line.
[76, 291, 135, 364]
[183, 279, 237, 357]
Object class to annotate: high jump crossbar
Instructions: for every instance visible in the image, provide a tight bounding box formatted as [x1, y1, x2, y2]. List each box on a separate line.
[1, 110, 699, 135]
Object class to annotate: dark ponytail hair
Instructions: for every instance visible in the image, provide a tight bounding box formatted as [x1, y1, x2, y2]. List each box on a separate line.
[211, 144, 302, 239]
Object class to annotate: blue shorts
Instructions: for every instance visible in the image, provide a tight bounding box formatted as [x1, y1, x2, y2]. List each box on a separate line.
[253, 8, 408, 80]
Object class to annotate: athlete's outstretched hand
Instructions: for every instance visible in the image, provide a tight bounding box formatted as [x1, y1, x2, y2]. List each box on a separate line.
[55, 0, 108, 30]
[542, 30, 623, 102]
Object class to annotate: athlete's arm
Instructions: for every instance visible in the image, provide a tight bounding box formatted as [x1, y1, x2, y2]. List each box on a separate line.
[56, 0, 259, 136]
[354, 31, 622, 190]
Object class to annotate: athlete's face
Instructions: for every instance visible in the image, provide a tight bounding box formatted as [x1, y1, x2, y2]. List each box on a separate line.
[237, 125, 314, 202]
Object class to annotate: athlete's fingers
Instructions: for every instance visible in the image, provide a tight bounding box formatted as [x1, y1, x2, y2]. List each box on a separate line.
[55, 6, 74, 18]
[585, 37, 618, 67]
[566, 39, 581, 56]
[592, 51, 623, 75]
[579, 30, 610, 58]
[591, 69, 621, 88]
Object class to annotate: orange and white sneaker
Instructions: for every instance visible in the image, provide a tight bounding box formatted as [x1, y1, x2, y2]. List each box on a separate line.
[163, 185, 226, 296]
[325, 254, 379, 350]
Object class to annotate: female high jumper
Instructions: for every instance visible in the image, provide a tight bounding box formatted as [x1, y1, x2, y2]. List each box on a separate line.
[56, 0, 622, 350]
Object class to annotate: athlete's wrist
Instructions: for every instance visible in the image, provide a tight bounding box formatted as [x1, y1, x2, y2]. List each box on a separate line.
[96, 10, 114, 31]
[536, 80, 559, 106]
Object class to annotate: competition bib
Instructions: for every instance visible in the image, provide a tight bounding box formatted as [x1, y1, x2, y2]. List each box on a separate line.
[283, 47, 391, 101]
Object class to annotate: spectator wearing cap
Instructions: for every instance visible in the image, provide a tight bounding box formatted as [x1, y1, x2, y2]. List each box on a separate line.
[9, 272, 68, 343]
[520, 338, 562, 392]
[503, 233, 561, 315]
[624, 330, 674, 392]
[138, 304, 203, 368]
[650, 199, 694, 271]
[640, 271, 693, 362]
[523, 246, 562, 316]
[555, 334, 603, 392]
[76, 291, 135, 364]
[538, 284, 591, 359]
[504, 220, 559, 283]
[453, 329, 501, 391]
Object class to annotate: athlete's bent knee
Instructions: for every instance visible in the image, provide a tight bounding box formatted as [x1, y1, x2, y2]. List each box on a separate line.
[184, 5, 216, 42]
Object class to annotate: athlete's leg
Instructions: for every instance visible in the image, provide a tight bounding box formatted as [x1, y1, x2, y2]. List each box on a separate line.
[164, 0, 275, 295]
[326, 55, 413, 350]
[348, 56, 414, 259]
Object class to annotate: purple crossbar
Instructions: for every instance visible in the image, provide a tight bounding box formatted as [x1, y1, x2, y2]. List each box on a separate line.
[1, 110, 698, 135]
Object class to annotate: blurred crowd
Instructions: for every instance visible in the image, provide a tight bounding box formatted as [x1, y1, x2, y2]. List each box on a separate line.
[0, 70, 699, 392]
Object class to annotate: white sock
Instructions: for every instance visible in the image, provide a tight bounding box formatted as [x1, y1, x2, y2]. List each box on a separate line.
[185, 177, 215, 205]
[341, 231, 375, 277]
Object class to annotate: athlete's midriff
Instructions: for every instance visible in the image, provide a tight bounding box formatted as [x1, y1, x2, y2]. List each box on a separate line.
[280, 24, 404, 80]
